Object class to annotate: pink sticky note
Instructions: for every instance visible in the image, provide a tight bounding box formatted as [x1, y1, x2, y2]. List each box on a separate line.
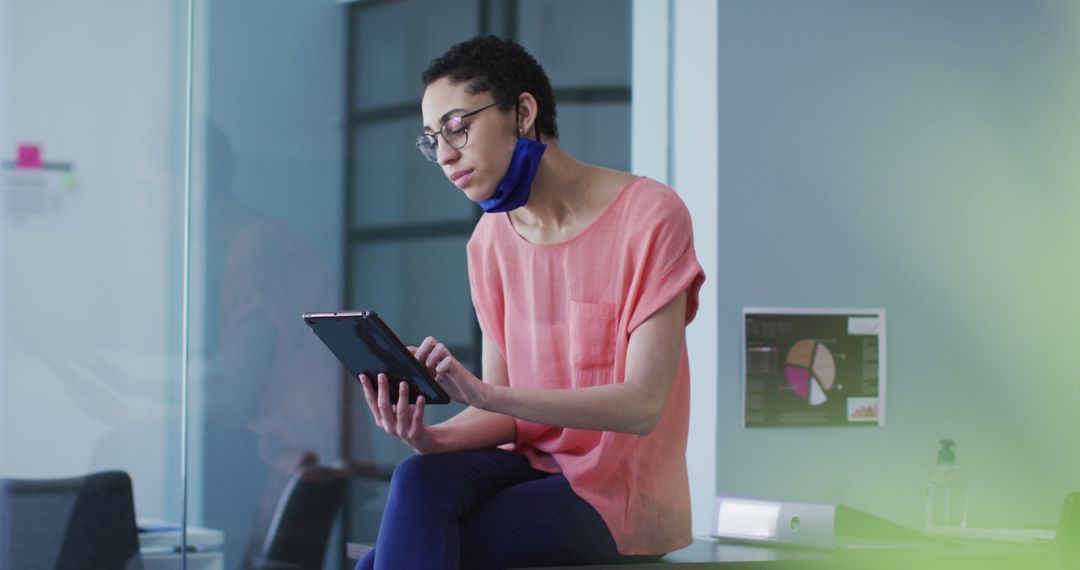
[17, 144, 43, 169]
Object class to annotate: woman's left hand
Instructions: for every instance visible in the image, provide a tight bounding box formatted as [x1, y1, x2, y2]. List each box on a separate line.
[411, 336, 492, 408]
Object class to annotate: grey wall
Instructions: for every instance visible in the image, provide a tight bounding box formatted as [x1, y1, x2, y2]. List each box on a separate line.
[715, 0, 1080, 529]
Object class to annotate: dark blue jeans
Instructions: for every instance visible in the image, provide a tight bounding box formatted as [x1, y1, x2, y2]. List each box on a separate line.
[356, 448, 658, 570]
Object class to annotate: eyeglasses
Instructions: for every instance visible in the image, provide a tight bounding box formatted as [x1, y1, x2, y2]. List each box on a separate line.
[415, 102, 499, 162]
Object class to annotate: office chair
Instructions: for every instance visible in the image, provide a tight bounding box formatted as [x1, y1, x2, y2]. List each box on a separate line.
[0, 470, 143, 570]
[243, 448, 318, 570]
[244, 449, 351, 570]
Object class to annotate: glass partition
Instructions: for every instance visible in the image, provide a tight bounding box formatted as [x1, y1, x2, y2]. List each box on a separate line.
[190, 1, 347, 568]
[1, 1, 630, 568]
[0, 0, 191, 568]
[0, 0, 349, 567]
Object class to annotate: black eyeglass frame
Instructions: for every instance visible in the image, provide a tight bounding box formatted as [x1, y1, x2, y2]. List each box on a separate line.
[415, 102, 500, 162]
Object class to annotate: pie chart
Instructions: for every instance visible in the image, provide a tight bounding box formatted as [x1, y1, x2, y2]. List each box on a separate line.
[784, 340, 836, 406]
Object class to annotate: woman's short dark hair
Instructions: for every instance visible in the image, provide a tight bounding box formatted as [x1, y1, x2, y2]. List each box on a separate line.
[422, 35, 559, 140]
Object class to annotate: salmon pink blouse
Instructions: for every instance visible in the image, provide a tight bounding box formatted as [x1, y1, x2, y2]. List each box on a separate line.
[466, 177, 705, 555]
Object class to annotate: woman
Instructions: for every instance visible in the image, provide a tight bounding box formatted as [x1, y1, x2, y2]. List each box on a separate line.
[356, 35, 705, 570]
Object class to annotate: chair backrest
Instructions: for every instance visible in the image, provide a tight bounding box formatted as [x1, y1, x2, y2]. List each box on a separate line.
[241, 448, 353, 570]
[242, 448, 319, 570]
[251, 463, 348, 570]
[0, 470, 143, 570]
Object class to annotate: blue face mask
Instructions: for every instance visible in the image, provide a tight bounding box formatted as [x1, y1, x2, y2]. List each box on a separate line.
[476, 134, 546, 213]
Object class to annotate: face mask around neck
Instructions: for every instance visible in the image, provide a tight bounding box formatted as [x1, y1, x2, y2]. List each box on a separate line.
[475, 134, 546, 213]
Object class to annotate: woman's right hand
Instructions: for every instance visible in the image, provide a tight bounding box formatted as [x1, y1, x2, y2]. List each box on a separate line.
[359, 372, 438, 455]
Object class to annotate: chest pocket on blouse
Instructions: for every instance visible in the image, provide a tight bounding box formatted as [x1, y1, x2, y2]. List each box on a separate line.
[568, 300, 618, 370]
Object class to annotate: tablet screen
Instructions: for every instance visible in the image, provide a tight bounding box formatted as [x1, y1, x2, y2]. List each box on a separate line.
[303, 310, 451, 405]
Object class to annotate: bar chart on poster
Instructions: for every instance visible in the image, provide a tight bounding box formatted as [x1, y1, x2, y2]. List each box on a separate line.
[743, 308, 885, 427]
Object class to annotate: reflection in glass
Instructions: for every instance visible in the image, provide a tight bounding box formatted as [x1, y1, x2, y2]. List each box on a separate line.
[197, 119, 343, 567]
[192, 2, 347, 568]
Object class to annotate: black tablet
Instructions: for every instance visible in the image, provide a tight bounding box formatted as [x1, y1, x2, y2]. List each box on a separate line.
[303, 310, 451, 405]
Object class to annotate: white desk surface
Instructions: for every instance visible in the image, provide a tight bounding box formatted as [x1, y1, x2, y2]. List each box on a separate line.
[138, 519, 225, 570]
[137, 518, 225, 550]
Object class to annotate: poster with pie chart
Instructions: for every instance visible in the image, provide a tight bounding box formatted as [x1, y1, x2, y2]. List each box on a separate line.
[742, 308, 886, 427]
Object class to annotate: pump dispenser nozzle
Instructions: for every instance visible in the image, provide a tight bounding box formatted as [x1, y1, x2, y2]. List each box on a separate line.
[937, 439, 957, 466]
[925, 439, 968, 529]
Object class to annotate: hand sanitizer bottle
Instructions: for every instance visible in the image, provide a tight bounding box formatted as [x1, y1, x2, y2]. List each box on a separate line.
[924, 439, 968, 530]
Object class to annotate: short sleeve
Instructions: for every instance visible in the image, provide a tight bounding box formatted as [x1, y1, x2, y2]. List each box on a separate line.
[626, 196, 706, 333]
